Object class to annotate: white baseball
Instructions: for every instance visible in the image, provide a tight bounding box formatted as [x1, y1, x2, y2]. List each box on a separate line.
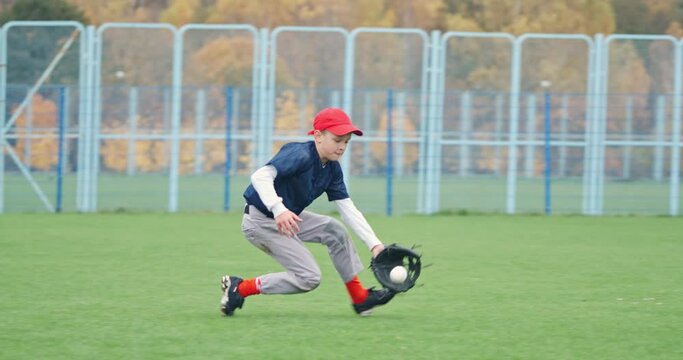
[389, 266, 408, 283]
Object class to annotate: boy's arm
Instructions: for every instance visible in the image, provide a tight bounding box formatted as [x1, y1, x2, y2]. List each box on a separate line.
[250, 165, 288, 217]
[334, 198, 384, 256]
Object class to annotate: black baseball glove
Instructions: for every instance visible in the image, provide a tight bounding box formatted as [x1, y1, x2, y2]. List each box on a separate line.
[370, 244, 422, 293]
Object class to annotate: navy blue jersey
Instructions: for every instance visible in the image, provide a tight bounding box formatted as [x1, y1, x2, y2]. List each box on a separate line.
[243, 141, 349, 218]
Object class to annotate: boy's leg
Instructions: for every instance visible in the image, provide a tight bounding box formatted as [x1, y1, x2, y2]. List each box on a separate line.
[296, 210, 395, 315]
[296, 210, 364, 283]
[241, 207, 321, 294]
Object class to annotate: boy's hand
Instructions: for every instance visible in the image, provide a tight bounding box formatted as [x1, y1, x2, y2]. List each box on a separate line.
[371, 244, 385, 258]
[275, 211, 302, 237]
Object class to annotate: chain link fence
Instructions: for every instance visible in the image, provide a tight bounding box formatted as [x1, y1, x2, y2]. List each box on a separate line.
[1, 22, 682, 215]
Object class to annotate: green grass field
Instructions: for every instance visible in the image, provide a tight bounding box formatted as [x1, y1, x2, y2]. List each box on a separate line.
[1, 213, 682, 359]
[4, 172, 680, 215]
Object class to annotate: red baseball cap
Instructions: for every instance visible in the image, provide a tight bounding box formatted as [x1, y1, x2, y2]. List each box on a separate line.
[307, 107, 363, 136]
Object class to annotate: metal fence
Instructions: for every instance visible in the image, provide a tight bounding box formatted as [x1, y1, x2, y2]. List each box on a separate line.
[1, 21, 682, 216]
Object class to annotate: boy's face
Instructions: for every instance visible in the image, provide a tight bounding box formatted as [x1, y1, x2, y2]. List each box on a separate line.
[314, 130, 352, 163]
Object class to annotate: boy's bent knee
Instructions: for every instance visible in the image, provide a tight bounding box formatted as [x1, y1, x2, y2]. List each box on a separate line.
[297, 272, 321, 292]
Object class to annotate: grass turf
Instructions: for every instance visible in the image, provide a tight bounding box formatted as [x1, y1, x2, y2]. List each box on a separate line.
[3, 172, 679, 215]
[1, 213, 682, 359]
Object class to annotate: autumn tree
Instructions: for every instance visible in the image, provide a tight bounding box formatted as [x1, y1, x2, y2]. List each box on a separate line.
[0, 0, 87, 85]
[12, 94, 60, 171]
[442, 0, 615, 34]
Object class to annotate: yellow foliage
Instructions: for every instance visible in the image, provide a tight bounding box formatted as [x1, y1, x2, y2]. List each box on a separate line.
[666, 22, 683, 38]
[445, 14, 483, 32]
[608, 43, 651, 94]
[445, 0, 615, 35]
[275, 90, 300, 134]
[100, 117, 169, 173]
[185, 36, 256, 87]
[160, 0, 202, 26]
[13, 94, 59, 171]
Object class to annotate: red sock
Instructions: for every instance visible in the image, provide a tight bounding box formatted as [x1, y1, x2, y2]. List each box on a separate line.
[345, 276, 369, 304]
[237, 278, 261, 297]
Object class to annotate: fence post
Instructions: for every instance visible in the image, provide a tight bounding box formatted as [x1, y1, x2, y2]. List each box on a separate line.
[506, 38, 523, 214]
[670, 41, 682, 216]
[56, 86, 67, 212]
[542, 83, 552, 215]
[525, 94, 536, 178]
[169, 26, 183, 212]
[654, 95, 665, 182]
[386, 89, 394, 216]
[0, 26, 5, 213]
[224, 86, 233, 212]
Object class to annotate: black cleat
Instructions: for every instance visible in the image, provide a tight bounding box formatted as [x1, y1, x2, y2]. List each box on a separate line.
[220, 275, 245, 316]
[352, 288, 395, 316]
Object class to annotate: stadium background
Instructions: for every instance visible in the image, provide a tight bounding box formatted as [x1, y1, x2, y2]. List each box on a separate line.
[1, 19, 682, 216]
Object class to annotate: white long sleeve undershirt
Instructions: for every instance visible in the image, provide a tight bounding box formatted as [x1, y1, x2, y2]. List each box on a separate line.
[334, 198, 382, 251]
[250, 165, 382, 251]
[250, 165, 288, 218]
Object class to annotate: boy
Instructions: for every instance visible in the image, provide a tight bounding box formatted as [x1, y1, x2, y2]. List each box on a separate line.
[220, 107, 395, 316]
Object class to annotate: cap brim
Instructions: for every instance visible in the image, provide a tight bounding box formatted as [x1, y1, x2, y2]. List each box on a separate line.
[326, 124, 363, 136]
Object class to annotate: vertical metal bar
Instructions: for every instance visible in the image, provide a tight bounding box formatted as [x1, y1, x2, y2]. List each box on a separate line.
[265, 30, 278, 166]
[587, 34, 604, 215]
[56, 86, 67, 212]
[224, 86, 233, 212]
[0, 25, 6, 213]
[670, 41, 682, 216]
[76, 24, 88, 212]
[342, 30, 355, 186]
[63, 86, 71, 170]
[386, 89, 394, 216]
[169, 27, 182, 212]
[80, 26, 95, 212]
[425, 30, 444, 214]
[256, 28, 270, 168]
[654, 95, 665, 182]
[525, 94, 536, 178]
[91, 25, 104, 212]
[506, 38, 522, 214]
[582, 37, 596, 214]
[595, 35, 609, 215]
[86, 25, 97, 212]
[422, 32, 436, 213]
[543, 89, 552, 215]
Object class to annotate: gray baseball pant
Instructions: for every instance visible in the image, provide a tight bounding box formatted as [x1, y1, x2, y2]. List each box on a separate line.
[241, 205, 364, 294]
